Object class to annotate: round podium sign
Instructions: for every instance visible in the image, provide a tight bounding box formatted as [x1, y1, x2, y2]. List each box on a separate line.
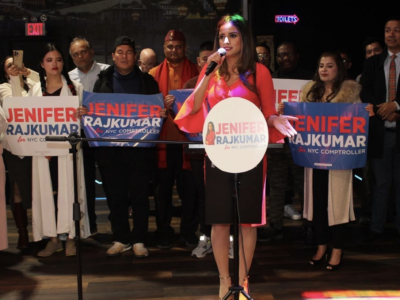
[203, 97, 269, 173]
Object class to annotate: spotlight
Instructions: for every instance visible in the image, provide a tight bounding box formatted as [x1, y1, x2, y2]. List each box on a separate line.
[31, 16, 37, 22]
[40, 15, 47, 22]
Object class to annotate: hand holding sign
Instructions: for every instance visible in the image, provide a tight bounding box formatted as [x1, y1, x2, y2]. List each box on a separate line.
[160, 108, 168, 118]
[75, 106, 88, 118]
[164, 94, 175, 110]
[365, 103, 375, 117]
[277, 102, 285, 115]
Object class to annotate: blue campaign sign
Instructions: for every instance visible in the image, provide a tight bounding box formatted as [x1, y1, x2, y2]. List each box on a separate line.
[169, 89, 203, 141]
[284, 102, 369, 170]
[82, 91, 164, 147]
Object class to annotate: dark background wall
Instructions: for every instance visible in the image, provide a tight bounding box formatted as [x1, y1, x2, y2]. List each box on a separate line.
[252, 1, 394, 77]
[0, 0, 396, 77]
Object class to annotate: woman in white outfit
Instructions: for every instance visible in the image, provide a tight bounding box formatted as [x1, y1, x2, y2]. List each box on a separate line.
[0, 56, 39, 250]
[28, 43, 90, 257]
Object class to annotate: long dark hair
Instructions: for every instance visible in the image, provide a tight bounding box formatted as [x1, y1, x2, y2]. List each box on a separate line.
[306, 52, 346, 102]
[0, 56, 12, 84]
[39, 43, 77, 96]
[206, 121, 215, 135]
[213, 14, 258, 95]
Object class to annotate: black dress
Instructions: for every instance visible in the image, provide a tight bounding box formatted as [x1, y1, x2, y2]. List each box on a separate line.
[205, 156, 264, 224]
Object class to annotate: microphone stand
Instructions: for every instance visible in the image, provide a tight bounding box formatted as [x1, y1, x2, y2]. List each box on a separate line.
[45, 132, 201, 300]
[45, 133, 281, 300]
[221, 172, 253, 300]
[221, 144, 282, 300]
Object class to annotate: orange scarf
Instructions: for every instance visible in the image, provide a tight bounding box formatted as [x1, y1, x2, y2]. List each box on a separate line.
[154, 58, 199, 97]
[155, 58, 199, 169]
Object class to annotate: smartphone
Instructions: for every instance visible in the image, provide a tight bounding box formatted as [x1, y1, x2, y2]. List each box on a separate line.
[13, 50, 23, 68]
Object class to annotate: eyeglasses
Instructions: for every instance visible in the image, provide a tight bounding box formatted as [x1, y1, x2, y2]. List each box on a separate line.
[257, 54, 270, 59]
[71, 50, 88, 58]
[276, 52, 296, 59]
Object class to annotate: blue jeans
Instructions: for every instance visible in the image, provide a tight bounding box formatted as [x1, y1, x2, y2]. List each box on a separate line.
[370, 130, 400, 233]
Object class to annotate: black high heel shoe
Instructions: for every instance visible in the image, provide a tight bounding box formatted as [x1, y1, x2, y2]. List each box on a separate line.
[309, 247, 329, 266]
[327, 250, 343, 271]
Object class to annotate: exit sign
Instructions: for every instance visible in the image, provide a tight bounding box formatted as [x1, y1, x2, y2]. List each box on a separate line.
[25, 23, 45, 36]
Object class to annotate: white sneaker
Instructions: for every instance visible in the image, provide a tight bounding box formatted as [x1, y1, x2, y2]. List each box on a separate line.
[133, 243, 148, 258]
[106, 241, 132, 257]
[191, 235, 213, 258]
[284, 204, 302, 220]
[229, 236, 234, 259]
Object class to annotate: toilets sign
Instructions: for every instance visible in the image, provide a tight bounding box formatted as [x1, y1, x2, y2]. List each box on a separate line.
[275, 15, 300, 25]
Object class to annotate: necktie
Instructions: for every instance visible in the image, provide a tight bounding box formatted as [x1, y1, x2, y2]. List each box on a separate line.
[388, 54, 397, 101]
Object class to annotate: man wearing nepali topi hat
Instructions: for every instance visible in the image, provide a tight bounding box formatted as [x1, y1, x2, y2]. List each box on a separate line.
[149, 30, 200, 250]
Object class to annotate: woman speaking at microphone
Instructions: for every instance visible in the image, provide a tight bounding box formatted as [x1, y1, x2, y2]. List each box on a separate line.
[28, 43, 90, 257]
[175, 14, 297, 299]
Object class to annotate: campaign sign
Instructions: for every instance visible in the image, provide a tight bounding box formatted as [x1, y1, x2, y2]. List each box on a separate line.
[3, 96, 80, 156]
[169, 89, 203, 142]
[203, 97, 269, 173]
[82, 91, 164, 147]
[273, 78, 310, 108]
[284, 102, 369, 170]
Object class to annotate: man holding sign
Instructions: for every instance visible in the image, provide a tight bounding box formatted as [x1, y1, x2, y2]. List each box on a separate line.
[149, 30, 200, 249]
[91, 36, 166, 258]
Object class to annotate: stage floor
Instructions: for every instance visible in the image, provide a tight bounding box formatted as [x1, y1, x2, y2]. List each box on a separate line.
[1, 197, 399, 300]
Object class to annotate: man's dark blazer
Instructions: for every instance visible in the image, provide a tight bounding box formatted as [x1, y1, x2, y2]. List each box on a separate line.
[360, 50, 400, 158]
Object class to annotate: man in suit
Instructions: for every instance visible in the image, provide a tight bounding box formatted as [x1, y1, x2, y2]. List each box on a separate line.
[359, 17, 400, 243]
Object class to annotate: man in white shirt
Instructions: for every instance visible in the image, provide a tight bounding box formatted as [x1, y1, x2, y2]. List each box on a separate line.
[69, 37, 109, 235]
[69, 37, 109, 92]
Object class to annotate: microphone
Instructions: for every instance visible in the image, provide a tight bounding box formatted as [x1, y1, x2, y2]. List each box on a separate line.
[205, 48, 227, 76]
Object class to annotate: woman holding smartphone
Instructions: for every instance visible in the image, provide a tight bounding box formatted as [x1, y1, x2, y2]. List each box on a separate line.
[28, 43, 89, 257]
[0, 55, 39, 250]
